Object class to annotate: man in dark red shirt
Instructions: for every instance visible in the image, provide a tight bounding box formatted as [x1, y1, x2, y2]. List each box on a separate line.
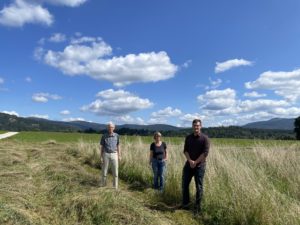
[181, 119, 210, 214]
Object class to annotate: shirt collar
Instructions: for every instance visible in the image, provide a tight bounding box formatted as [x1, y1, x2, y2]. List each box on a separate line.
[108, 132, 115, 137]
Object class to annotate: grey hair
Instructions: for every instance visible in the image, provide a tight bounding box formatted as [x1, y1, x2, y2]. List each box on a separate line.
[107, 122, 115, 127]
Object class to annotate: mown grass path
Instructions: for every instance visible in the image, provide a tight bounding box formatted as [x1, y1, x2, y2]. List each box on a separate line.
[0, 139, 201, 225]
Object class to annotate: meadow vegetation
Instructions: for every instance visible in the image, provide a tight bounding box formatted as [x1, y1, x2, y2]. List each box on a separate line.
[1, 132, 299, 225]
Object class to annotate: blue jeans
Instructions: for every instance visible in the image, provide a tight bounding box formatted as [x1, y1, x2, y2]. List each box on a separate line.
[151, 158, 166, 190]
[182, 162, 206, 209]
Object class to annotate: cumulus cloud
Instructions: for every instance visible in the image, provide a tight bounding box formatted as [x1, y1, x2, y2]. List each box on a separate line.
[215, 58, 253, 73]
[30, 114, 49, 119]
[81, 89, 153, 116]
[0, 0, 53, 27]
[245, 68, 300, 102]
[60, 110, 70, 115]
[178, 113, 206, 127]
[114, 115, 145, 125]
[239, 99, 289, 112]
[32, 92, 62, 103]
[196, 87, 300, 126]
[0, 0, 87, 27]
[151, 107, 182, 118]
[62, 117, 85, 122]
[181, 59, 192, 68]
[2, 110, 19, 116]
[49, 33, 66, 42]
[0, 77, 4, 84]
[41, 0, 87, 7]
[244, 91, 266, 98]
[149, 107, 182, 124]
[205, 77, 222, 90]
[38, 36, 178, 86]
[198, 88, 237, 110]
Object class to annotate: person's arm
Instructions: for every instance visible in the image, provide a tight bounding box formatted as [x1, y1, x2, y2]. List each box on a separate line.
[100, 145, 104, 162]
[149, 150, 153, 165]
[163, 142, 168, 161]
[117, 144, 121, 161]
[100, 135, 105, 163]
[149, 143, 154, 165]
[194, 136, 210, 165]
[117, 135, 121, 161]
[183, 136, 195, 168]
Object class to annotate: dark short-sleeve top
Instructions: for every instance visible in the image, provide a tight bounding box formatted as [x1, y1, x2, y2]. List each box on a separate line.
[184, 133, 210, 164]
[100, 132, 119, 153]
[150, 142, 167, 160]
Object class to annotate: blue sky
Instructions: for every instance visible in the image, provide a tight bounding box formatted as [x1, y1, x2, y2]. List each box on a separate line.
[1, 0, 300, 127]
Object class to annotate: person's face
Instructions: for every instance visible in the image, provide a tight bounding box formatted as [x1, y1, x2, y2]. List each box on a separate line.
[107, 125, 115, 133]
[154, 135, 161, 141]
[193, 121, 201, 134]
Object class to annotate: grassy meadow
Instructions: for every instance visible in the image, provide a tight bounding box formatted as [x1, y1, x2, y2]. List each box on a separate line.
[0, 131, 299, 225]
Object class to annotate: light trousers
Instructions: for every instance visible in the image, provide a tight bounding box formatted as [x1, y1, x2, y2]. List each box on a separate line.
[102, 152, 118, 189]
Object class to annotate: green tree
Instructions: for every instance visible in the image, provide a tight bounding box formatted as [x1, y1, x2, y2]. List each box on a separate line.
[294, 116, 300, 140]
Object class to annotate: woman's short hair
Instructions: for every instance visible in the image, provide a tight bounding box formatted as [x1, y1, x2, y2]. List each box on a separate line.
[153, 131, 162, 139]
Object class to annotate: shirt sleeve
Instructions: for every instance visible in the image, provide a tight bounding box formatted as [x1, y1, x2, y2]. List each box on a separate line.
[203, 136, 210, 157]
[183, 136, 189, 153]
[100, 135, 105, 146]
[150, 143, 154, 151]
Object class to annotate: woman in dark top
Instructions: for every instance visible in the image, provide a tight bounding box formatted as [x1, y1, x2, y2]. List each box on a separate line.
[149, 131, 168, 191]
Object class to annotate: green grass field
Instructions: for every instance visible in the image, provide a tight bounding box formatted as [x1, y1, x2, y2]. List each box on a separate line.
[1, 131, 300, 225]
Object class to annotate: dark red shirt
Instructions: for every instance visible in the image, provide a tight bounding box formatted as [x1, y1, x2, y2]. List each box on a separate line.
[183, 133, 210, 163]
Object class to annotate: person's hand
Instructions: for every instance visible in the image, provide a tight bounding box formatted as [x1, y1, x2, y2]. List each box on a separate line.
[100, 157, 103, 164]
[118, 155, 122, 161]
[189, 159, 196, 168]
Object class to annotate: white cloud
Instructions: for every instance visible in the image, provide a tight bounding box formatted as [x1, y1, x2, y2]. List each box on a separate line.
[148, 117, 168, 124]
[32, 92, 62, 103]
[0, 0, 87, 27]
[179, 113, 203, 123]
[2, 110, 19, 116]
[215, 58, 253, 73]
[34, 47, 46, 60]
[149, 107, 182, 124]
[60, 110, 70, 115]
[25, 76, 32, 82]
[244, 91, 266, 98]
[30, 114, 49, 119]
[114, 115, 145, 125]
[0, 0, 53, 27]
[198, 88, 237, 110]
[178, 113, 207, 127]
[81, 89, 153, 116]
[245, 68, 300, 102]
[181, 59, 192, 68]
[62, 117, 85, 122]
[205, 77, 222, 90]
[239, 99, 289, 112]
[151, 107, 182, 118]
[49, 33, 66, 42]
[0, 77, 4, 84]
[39, 36, 178, 86]
[42, 0, 87, 7]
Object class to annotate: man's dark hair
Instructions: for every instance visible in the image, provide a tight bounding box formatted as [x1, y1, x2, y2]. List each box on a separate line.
[192, 119, 202, 126]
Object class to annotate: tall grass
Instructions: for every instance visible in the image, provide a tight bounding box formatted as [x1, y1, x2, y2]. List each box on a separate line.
[77, 137, 300, 225]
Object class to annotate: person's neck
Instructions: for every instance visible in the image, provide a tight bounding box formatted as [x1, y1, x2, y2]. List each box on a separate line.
[108, 132, 114, 135]
[155, 141, 162, 145]
[194, 131, 201, 136]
